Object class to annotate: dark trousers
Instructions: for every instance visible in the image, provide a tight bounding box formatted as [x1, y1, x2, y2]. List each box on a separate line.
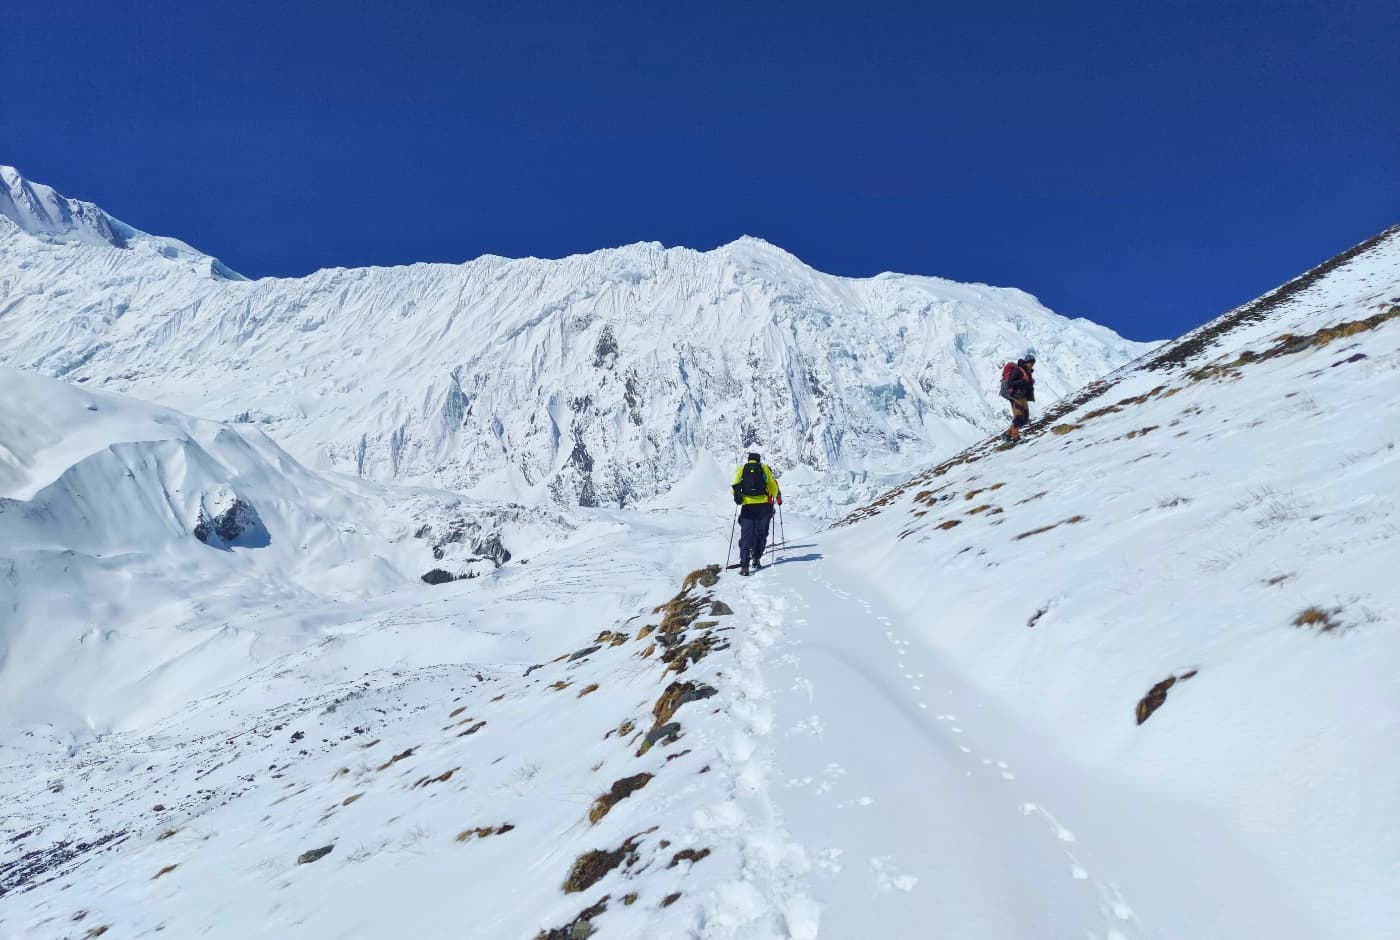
[738, 504, 773, 563]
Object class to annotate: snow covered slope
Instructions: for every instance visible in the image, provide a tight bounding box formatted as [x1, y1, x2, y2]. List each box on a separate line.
[806, 224, 1400, 936]
[0, 165, 242, 280]
[0, 168, 1149, 513]
[0, 366, 568, 733]
[0, 227, 1395, 939]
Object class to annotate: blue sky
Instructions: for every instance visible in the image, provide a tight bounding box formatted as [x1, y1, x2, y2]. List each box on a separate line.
[4, 1, 1396, 341]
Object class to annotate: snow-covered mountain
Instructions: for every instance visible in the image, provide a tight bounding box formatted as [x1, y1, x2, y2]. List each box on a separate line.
[0, 167, 1150, 514]
[0, 165, 242, 280]
[0, 365, 573, 733]
[0, 187, 1395, 935]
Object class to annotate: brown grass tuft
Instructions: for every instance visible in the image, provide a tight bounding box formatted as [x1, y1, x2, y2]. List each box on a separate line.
[578, 683, 600, 698]
[681, 565, 722, 591]
[375, 747, 414, 771]
[457, 823, 515, 842]
[564, 834, 646, 893]
[1136, 676, 1178, 725]
[153, 864, 177, 879]
[668, 847, 711, 868]
[588, 773, 654, 824]
[1294, 606, 1342, 632]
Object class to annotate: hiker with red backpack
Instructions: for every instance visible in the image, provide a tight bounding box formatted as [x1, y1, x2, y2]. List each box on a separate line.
[1000, 351, 1037, 443]
[730, 452, 781, 576]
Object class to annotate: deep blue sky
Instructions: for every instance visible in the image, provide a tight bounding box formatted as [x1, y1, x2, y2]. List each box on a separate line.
[5, 1, 1396, 340]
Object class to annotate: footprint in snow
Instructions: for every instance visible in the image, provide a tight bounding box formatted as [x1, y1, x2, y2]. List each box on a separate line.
[870, 856, 919, 893]
[1020, 803, 1077, 843]
[815, 847, 844, 874]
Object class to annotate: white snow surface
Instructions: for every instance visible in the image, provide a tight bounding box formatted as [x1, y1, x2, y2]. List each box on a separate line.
[0, 167, 1149, 516]
[0, 173, 1396, 939]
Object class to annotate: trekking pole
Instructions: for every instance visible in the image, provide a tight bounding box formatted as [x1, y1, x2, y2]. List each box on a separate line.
[778, 502, 786, 563]
[724, 506, 738, 569]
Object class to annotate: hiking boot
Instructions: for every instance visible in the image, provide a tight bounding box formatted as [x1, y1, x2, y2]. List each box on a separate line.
[752, 559, 763, 571]
[739, 561, 750, 576]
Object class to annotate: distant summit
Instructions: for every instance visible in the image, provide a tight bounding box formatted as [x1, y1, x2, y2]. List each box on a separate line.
[0, 165, 243, 280]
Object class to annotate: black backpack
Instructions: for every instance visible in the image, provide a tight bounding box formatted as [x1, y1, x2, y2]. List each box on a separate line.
[738, 462, 768, 498]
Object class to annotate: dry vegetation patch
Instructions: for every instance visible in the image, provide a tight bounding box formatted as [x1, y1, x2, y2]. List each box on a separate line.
[668, 848, 711, 868]
[536, 895, 610, 940]
[1136, 670, 1198, 725]
[455, 823, 514, 843]
[681, 565, 721, 591]
[1188, 306, 1400, 384]
[1294, 606, 1344, 632]
[1013, 515, 1086, 540]
[375, 747, 414, 771]
[588, 773, 654, 824]
[563, 833, 648, 893]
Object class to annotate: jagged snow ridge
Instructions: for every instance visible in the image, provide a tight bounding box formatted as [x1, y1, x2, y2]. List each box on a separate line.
[0, 165, 243, 280]
[0, 168, 1150, 515]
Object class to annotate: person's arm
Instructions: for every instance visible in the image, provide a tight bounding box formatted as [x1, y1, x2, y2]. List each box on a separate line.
[766, 466, 782, 503]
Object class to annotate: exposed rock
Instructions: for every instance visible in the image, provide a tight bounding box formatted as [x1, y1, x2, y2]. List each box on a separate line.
[193, 488, 267, 548]
[420, 568, 457, 585]
[652, 681, 717, 727]
[536, 895, 609, 940]
[296, 845, 334, 865]
[643, 722, 681, 748]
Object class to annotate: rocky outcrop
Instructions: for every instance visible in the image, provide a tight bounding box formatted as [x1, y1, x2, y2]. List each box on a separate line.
[193, 488, 267, 548]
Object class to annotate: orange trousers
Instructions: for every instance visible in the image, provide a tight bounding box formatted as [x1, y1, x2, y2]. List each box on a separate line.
[1006, 398, 1030, 440]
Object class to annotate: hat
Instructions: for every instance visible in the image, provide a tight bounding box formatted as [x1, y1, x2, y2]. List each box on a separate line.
[1023, 350, 1037, 363]
[747, 452, 761, 461]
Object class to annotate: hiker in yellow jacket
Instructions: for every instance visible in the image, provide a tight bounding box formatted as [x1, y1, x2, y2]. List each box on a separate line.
[731, 452, 781, 576]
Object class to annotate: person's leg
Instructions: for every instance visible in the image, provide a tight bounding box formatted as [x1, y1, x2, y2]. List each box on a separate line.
[738, 514, 757, 567]
[754, 512, 771, 563]
[1008, 399, 1029, 440]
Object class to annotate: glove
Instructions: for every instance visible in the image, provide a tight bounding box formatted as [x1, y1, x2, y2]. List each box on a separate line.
[776, 495, 783, 505]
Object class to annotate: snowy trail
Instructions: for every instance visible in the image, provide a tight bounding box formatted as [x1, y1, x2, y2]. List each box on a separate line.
[732, 525, 1324, 940]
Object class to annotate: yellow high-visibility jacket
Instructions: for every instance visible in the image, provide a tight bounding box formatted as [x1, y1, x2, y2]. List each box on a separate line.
[732, 461, 781, 505]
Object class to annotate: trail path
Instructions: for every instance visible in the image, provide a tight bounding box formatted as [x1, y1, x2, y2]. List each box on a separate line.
[725, 524, 1321, 940]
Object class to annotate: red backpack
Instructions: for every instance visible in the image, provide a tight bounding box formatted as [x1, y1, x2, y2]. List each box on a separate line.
[999, 362, 1019, 399]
